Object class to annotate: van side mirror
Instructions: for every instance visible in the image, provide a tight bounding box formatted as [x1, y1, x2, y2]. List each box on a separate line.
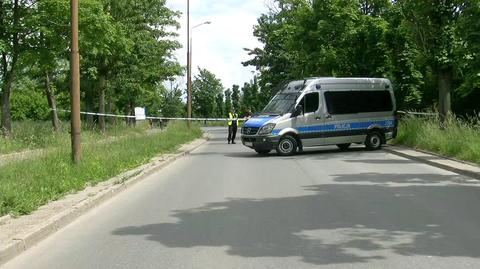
[292, 105, 303, 117]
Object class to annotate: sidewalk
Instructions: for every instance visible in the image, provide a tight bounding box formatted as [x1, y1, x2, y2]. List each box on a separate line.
[0, 136, 209, 266]
[384, 145, 480, 180]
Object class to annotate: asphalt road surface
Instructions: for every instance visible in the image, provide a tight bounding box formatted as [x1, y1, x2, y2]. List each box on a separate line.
[4, 127, 480, 269]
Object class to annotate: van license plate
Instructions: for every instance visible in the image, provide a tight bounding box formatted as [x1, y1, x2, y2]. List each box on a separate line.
[244, 142, 253, 147]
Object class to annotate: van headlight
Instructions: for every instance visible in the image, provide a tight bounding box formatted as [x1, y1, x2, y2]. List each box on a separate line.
[258, 123, 276, 135]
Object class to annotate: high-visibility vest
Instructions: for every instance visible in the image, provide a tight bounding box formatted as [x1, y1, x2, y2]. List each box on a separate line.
[228, 112, 238, 126]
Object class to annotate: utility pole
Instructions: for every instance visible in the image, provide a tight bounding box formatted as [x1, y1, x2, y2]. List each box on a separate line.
[186, 0, 192, 127]
[70, 0, 81, 163]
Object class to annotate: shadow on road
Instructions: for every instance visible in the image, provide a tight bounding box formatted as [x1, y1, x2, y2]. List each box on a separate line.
[190, 143, 377, 159]
[112, 173, 480, 265]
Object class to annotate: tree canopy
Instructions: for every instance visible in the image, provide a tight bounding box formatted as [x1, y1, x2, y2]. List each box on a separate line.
[244, 0, 480, 115]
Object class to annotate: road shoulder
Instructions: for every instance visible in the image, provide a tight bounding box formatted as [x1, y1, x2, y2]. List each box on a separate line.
[0, 136, 208, 266]
[384, 145, 480, 180]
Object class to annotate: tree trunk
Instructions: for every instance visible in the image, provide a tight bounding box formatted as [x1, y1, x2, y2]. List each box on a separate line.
[98, 74, 106, 134]
[0, 0, 19, 136]
[45, 71, 60, 132]
[438, 67, 452, 126]
[85, 87, 94, 129]
[1, 74, 13, 136]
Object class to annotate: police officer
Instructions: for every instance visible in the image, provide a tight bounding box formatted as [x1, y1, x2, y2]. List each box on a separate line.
[227, 109, 238, 144]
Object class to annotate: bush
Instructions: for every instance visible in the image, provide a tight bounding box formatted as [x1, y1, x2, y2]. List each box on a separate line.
[10, 79, 50, 121]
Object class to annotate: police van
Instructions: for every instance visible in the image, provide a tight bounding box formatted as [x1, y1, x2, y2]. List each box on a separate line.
[241, 78, 397, 156]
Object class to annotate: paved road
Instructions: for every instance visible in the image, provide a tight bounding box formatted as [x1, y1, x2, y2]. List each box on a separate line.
[4, 127, 480, 269]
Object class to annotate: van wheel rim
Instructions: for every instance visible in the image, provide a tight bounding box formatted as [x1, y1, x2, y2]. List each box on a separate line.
[279, 139, 293, 153]
[370, 135, 381, 148]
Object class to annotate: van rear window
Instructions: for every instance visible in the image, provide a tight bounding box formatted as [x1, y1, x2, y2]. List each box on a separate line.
[325, 90, 393, 114]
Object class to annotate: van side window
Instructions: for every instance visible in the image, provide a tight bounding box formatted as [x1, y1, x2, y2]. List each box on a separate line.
[325, 90, 393, 114]
[303, 92, 319, 113]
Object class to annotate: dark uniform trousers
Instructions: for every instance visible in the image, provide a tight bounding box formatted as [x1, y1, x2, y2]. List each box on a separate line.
[228, 124, 237, 143]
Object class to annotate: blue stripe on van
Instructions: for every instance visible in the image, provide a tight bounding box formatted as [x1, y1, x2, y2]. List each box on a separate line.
[271, 120, 394, 136]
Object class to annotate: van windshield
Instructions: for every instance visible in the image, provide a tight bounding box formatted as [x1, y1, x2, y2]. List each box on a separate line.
[261, 93, 299, 115]
[260, 81, 305, 115]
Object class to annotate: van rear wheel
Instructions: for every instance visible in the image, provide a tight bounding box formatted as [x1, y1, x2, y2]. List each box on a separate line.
[365, 132, 382, 150]
[276, 135, 297, 156]
[337, 143, 351, 151]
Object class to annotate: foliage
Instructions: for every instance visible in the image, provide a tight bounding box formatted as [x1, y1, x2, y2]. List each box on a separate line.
[215, 92, 225, 118]
[192, 68, 224, 118]
[241, 79, 262, 113]
[244, 0, 480, 114]
[158, 84, 185, 118]
[224, 88, 232, 115]
[231, 84, 241, 112]
[10, 78, 50, 121]
[1, 0, 183, 134]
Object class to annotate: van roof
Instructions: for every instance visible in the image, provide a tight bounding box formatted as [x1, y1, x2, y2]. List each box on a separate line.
[310, 77, 391, 85]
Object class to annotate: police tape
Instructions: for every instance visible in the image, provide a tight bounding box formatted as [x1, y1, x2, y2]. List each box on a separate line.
[397, 111, 438, 116]
[53, 109, 246, 121]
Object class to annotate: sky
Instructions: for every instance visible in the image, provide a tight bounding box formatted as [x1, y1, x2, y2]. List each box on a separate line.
[165, 0, 269, 89]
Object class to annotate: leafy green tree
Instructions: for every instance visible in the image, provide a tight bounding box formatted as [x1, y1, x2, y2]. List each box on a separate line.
[192, 68, 223, 118]
[245, 0, 480, 116]
[241, 80, 261, 113]
[0, 0, 36, 135]
[224, 88, 232, 115]
[215, 92, 225, 118]
[159, 84, 184, 118]
[34, 0, 71, 131]
[231, 84, 241, 112]
[399, 0, 468, 121]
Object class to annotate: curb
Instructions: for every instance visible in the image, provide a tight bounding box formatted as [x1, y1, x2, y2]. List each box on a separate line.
[383, 145, 480, 180]
[0, 137, 209, 266]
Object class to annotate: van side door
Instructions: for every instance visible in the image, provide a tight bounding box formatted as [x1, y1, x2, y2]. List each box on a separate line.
[322, 90, 366, 145]
[291, 91, 323, 147]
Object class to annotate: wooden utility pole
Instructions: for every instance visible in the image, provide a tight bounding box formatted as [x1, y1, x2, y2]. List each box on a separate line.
[70, 0, 81, 163]
[187, 0, 192, 127]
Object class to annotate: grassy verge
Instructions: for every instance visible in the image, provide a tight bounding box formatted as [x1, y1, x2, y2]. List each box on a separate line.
[0, 121, 202, 217]
[393, 115, 480, 165]
[0, 120, 152, 155]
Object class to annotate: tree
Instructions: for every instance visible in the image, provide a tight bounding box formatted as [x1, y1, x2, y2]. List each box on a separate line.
[159, 83, 184, 118]
[241, 79, 261, 112]
[231, 84, 241, 112]
[224, 88, 232, 115]
[245, 0, 480, 116]
[215, 92, 224, 118]
[32, 0, 75, 131]
[399, 0, 468, 122]
[0, 0, 35, 135]
[192, 68, 223, 118]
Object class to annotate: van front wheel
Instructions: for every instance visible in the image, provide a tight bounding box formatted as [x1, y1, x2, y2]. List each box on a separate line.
[276, 135, 297, 156]
[365, 132, 382, 150]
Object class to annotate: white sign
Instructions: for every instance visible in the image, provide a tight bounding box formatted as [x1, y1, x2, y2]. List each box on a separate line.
[135, 107, 146, 120]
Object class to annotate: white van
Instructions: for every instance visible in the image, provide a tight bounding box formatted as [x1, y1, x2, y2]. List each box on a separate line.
[241, 78, 397, 156]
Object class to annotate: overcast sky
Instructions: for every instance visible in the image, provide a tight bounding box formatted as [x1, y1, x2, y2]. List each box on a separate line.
[165, 0, 269, 89]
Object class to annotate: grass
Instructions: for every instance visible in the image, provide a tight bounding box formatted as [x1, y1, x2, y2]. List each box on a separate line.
[393, 115, 480, 165]
[0, 121, 202, 217]
[0, 120, 152, 154]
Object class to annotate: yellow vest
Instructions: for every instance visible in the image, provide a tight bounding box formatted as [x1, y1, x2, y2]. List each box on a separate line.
[228, 112, 238, 126]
